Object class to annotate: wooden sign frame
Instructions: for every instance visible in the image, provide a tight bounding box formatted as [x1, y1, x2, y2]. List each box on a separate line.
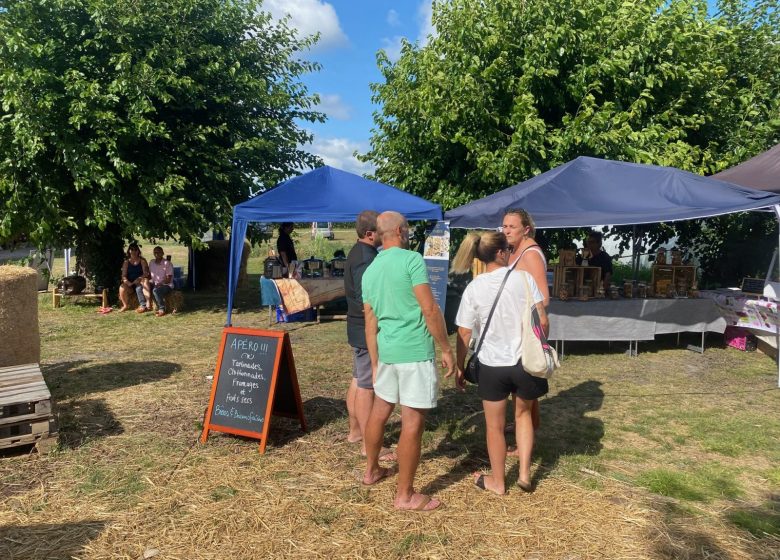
[200, 327, 307, 453]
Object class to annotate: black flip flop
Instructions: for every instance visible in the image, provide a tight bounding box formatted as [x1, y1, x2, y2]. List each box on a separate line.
[474, 474, 487, 490]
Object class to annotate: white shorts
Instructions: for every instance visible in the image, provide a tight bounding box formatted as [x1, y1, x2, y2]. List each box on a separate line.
[373, 360, 439, 409]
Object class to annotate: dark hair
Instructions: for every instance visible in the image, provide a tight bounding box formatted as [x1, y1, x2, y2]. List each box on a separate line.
[126, 242, 141, 258]
[504, 208, 536, 238]
[356, 210, 379, 239]
[588, 230, 603, 245]
[280, 222, 293, 231]
[451, 231, 509, 273]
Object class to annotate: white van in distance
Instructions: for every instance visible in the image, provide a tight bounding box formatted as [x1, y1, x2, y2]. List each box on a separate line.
[311, 222, 335, 240]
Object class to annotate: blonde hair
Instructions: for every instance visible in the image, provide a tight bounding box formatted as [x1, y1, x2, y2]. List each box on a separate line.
[451, 231, 508, 274]
[505, 208, 536, 238]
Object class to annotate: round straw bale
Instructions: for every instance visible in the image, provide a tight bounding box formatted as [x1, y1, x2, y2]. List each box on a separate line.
[0, 265, 41, 367]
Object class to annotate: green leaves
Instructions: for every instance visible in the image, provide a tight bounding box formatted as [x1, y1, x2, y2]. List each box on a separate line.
[0, 0, 323, 250]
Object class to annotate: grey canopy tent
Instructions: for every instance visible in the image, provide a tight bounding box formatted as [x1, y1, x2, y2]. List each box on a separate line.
[712, 143, 780, 193]
[445, 156, 780, 229]
[445, 155, 780, 385]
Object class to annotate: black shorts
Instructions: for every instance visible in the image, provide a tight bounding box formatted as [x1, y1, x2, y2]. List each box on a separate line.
[477, 360, 549, 402]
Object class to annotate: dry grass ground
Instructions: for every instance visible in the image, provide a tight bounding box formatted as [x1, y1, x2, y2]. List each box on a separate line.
[1, 231, 779, 559]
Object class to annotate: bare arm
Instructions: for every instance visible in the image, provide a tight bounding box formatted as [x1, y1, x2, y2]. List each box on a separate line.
[523, 252, 549, 307]
[535, 301, 549, 338]
[141, 259, 150, 279]
[455, 326, 471, 391]
[363, 303, 379, 383]
[279, 251, 290, 268]
[121, 260, 129, 284]
[412, 283, 455, 378]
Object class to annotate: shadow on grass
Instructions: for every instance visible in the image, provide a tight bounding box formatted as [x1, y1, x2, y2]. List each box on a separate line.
[0, 521, 106, 559]
[43, 360, 181, 399]
[57, 397, 123, 449]
[533, 380, 605, 484]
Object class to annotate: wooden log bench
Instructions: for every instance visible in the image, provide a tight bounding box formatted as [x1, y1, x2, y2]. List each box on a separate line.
[53, 288, 108, 309]
[0, 363, 58, 453]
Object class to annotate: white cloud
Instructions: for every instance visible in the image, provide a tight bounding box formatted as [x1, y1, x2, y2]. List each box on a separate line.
[417, 1, 435, 45]
[316, 94, 351, 121]
[307, 137, 374, 175]
[386, 9, 400, 26]
[380, 36, 405, 63]
[264, 0, 348, 50]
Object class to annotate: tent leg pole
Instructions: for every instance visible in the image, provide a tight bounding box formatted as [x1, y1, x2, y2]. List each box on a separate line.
[774, 205, 780, 387]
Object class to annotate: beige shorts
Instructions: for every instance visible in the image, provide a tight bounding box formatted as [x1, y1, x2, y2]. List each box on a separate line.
[373, 360, 439, 409]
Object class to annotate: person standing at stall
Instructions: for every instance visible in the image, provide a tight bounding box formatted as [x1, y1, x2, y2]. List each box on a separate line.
[452, 231, 549, 494]
[502, 209, 548, 436]
[361, 211, 455, 512]
[276, 222, 297, 274]
[344, 211, 394, 461]
[577, 230, 613, 287]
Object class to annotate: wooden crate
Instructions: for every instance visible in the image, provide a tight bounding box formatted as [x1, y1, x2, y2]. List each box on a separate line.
[553, 266, 602, 299]
[0, 363, 58, 452]
[651, 265, 696, 297]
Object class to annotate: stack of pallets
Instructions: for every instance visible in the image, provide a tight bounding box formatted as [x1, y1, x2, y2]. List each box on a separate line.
[0, 363, 58, 453]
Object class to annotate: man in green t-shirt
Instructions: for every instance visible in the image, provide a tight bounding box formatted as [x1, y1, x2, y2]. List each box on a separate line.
[360, 211, 455, 512]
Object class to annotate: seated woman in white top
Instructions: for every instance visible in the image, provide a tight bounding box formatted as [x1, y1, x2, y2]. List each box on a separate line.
[452, 231, 549, 495]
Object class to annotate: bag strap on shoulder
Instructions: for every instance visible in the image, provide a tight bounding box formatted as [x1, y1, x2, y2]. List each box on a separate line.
[473, 258, 519, 357]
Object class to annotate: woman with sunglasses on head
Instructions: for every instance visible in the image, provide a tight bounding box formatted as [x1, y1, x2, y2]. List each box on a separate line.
[501, 209, 548, 438]
[452, 231, 549, 494]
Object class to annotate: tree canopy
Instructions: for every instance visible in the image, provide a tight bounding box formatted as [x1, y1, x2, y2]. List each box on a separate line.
[366, 0, 780, 284]
[0, 0, 322, 285]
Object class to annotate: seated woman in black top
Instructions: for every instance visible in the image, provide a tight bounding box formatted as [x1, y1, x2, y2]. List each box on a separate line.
[119, 243, 151, 312]
[276, 222, 297, 273]
[576, 230, 613, 287]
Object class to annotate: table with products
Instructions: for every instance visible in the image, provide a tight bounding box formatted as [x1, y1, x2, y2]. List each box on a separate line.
[260, 276, 346, 323]
[547, 296, 727, 355]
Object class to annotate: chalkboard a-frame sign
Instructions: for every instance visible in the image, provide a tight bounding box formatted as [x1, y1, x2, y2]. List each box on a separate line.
[200, 327, 307, 453]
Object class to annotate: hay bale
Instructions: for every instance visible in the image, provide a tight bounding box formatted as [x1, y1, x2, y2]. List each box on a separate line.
[0, 265, 40, 367]
[126, 290, 184, 313]
[192, 240, 250, 290]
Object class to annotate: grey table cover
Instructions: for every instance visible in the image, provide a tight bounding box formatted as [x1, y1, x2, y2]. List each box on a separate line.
[547, 298, 727, 342]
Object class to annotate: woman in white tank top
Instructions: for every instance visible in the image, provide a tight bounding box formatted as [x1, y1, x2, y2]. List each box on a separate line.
[501, 209, 549, 438]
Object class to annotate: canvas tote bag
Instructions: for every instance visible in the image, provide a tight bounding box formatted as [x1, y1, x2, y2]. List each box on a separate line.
[520, 272, 560, 378]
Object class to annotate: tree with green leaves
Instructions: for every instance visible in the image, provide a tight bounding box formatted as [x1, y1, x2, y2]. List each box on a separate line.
[366, 0, 780, 285]
[0, 0, 322, 289]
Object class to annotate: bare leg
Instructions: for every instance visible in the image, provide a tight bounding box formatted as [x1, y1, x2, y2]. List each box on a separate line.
[514, 395, 535, 487]
[346, 379, 362, 443]
[118, 284, 130, 311]
[362, 396, 394, 484]
[478, 399, 508, 495]
[393, 405, 427, 505]
[531, 399, 540, 431]
[355, 388, 376, 454]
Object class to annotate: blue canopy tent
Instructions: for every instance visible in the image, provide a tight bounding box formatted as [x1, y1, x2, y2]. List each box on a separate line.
[226, 166, 442, 325]
[445, 156, 780, 229]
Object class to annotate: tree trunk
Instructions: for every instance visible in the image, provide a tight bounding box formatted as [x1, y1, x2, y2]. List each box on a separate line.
[75, 223, 125, 298]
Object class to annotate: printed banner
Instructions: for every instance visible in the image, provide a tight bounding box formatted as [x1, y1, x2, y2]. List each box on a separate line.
[423, 221, 450, 313]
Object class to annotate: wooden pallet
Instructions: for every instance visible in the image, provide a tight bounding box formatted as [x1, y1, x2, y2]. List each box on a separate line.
[0, 363, 58, 453]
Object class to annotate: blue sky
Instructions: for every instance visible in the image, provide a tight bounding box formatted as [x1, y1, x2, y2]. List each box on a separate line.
[265, 1, 722, 176]
[264, 0, 434, 175]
